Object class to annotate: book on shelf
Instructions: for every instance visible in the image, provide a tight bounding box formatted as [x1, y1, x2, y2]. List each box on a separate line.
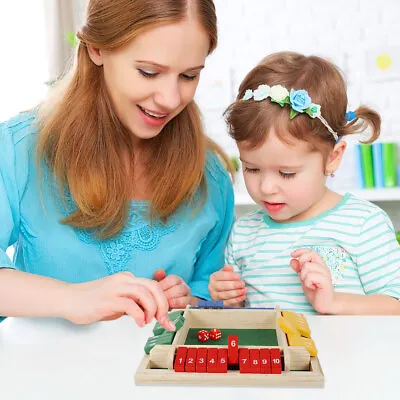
[356, 142, 398, 189]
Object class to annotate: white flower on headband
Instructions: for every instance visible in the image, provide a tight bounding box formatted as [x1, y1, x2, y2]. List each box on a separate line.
[253, 84, 270, 101]
[242, 89, 253, 101]
[270, 85, 289, 104]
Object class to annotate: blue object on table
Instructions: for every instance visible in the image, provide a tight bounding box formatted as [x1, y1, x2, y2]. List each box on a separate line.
[195, 300, 224, 309]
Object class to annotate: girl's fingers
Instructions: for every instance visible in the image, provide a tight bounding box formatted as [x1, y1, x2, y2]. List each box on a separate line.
[302, 271, 327, 290]
[164, 282, 191, 300]
[169, 295, 192, 309]
[214, 279, 245, 292]
[157, 275, 184, 292]
[223, 295, 246, 307]
[212, 287, 247, 301]
[290, 258, 301, 273]
[291, 248, 314, 258]
[152, 269, 167, 282]
[299, 262, 331, 281]
[291, 249, 324, 265]
[211, 270, 242, 282]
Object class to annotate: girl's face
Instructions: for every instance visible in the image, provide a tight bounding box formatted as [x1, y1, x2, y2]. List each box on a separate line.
[238, 129, 331, 223]
[88, 19, 210, 142]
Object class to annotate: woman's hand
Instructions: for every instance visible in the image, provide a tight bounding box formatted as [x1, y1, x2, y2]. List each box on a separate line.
[208, 265, 246, 307]
[290, 248, 335, 314]
[152, 269, 192, 309]
[65, 272, 175, 330]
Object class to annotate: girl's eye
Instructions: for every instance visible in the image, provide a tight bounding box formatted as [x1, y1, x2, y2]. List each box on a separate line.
[244, 167, 259, 173]
[280, 171, 296, 179]
[181, 73, 198, 81]
[138, 69, 158, 78]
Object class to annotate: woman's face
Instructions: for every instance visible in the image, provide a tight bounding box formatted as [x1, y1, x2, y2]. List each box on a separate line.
[88, 19, 210, 141]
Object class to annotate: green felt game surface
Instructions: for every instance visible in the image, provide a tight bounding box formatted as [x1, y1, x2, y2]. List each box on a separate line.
[184, 328, 278, 346]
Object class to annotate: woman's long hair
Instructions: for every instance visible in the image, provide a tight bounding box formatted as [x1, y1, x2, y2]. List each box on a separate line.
[37, 0, 232, 239]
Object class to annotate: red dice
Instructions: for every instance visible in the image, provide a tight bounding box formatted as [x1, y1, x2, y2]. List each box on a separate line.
[209, 328, 222, 341]
[197, 329, 210, 342]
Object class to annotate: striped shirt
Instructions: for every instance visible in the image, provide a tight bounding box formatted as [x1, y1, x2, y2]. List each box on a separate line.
[226, 193, 400, 313]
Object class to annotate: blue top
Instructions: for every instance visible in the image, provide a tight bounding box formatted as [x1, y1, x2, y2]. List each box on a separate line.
[0, 112, 234, 301]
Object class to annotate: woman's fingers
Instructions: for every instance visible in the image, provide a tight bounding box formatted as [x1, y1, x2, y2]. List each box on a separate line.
[133, 278, 174, 330]
[113, 297, 146, 326]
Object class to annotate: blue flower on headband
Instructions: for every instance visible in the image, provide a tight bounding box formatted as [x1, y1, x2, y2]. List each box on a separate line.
[290, 89, 312, 113]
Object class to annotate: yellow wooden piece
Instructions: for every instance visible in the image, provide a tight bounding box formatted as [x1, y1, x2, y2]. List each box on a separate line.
[282, 310, 311, 338]
[287, 334, 318, 357]
[277, 316, 298, 335]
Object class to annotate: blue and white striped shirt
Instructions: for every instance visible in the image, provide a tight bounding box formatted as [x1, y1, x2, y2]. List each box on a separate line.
[226, 193, 400, 313]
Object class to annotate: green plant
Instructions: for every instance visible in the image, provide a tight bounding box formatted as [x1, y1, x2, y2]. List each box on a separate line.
[230, 156, 240, 173]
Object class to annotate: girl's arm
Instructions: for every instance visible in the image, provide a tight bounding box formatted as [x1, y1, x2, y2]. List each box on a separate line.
[331, 292, 400, 315]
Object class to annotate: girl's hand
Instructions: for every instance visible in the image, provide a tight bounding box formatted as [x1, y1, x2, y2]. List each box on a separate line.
[152, 269, 192, 309]
[65, 272, 175, 330]
[208, 265, 246, 307]
[290, 248, 335, 314]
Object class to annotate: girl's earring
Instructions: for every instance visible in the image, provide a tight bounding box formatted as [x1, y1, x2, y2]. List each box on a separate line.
[325, 171, 335, 178]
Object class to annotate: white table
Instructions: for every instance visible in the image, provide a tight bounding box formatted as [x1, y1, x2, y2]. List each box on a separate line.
[0, 315, 399, 400]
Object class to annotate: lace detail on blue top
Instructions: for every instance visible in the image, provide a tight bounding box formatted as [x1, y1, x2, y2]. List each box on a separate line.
[58, 190, 179, 275]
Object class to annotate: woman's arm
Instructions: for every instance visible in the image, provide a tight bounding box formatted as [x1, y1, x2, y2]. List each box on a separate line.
[0, 268, 174, 329]
[0, 268, 70, 318]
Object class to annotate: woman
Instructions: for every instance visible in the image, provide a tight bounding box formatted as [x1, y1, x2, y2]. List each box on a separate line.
[0, 0, 234, 330]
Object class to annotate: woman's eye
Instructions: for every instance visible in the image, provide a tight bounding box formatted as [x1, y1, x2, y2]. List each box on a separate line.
[244, 167, 259, 173]
[138, 69, 158, 78]
[181, 73, 198, 81]
[280, 171, 296, 179]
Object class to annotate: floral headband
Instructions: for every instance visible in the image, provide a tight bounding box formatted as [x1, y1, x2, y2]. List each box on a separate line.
[242, 84, 339, 141]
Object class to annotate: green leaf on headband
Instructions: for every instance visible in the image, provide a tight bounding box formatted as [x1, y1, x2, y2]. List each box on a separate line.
[271, 98, 285, 107]
[289, 109, 299, 119]
[283, 96, 291, 104]
[305, 108, 314, 117]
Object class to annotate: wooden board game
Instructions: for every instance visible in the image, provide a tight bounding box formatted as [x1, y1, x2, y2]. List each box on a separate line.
[135, 307, 324, 387]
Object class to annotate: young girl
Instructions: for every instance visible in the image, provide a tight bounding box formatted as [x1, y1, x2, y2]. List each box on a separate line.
[209, 51, 400, 315]
[0, 0, 234, 328]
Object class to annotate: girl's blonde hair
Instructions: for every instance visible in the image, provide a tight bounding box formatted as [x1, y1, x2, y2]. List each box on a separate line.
[225, 51, 381, 157]
[37, 0, 231, 239]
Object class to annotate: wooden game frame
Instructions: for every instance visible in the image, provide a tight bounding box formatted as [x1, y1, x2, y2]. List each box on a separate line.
[135, 307, 324, 387]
